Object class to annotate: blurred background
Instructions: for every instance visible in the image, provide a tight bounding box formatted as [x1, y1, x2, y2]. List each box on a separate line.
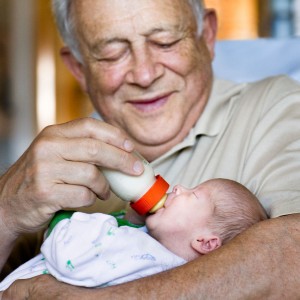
[0, 0, 300, 173]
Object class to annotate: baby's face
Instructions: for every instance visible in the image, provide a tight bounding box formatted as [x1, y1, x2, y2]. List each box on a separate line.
[146, 183, 215, 250]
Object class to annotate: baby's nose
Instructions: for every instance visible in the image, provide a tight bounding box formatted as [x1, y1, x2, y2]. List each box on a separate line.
[173, 184, 184, 194]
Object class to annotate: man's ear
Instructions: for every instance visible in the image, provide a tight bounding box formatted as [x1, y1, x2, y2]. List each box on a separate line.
[191, 235, 222, 255]
[201, 8, 218, 60]
[60, 46, 88, 92]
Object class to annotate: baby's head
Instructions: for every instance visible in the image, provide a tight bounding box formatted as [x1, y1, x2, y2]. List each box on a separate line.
[146, 178, 267, 261]
[204, 178, 267, 244]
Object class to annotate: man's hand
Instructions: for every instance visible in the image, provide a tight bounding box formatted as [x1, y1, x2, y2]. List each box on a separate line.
[0, 118, 143, 270]
[1, 275, 87, 300]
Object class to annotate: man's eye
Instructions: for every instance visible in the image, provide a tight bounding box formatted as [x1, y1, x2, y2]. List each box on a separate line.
[94, 46, 128, 63]
[98, 56, 120, 62]
[96, 51, 127, 63]
[155, 39, 180, 49]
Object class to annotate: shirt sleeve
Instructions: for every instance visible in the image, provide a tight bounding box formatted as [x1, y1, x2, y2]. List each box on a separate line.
[241, 77, 300, 217]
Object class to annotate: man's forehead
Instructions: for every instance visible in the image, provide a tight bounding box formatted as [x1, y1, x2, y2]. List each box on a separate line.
[72, 0, 195, 43]
[72, 0, 194, 26]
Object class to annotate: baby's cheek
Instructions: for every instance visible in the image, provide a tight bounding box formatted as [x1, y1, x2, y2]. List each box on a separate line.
[145, 214, 159, 230]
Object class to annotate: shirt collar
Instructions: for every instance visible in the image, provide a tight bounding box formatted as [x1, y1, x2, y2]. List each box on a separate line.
[193, 78, 247, 136]
[155, 79, 247, 162]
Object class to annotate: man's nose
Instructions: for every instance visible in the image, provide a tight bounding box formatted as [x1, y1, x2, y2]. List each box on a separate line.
[125, 48, 164, 87]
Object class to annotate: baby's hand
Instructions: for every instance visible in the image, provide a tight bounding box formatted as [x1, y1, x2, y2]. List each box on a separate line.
[124, 207, 146, 225]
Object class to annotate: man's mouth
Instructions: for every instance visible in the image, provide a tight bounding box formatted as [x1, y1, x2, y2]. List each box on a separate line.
[128, 94, 170, 113]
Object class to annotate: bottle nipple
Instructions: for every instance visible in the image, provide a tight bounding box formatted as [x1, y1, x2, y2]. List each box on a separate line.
[149, 194, 168, 213]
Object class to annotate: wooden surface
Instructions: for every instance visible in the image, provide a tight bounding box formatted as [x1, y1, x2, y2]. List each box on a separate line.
[205, 0, 259, 39]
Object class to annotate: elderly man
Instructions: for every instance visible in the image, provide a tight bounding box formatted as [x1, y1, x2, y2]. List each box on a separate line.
[1, 0, 300, 299]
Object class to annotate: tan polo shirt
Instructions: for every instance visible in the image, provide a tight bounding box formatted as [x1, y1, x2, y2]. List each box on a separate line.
[153, 76, 300, 218]
[92, 75, 300, 218]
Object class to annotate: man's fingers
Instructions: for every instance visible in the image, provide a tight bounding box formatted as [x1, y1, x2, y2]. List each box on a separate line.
[1, 278, 30, 300]
[52, 184, 99, 208]
[43, 118, 135, 152]
[52, 161, 111, 202]
[53, 137, 143, 175]
[35, 119, 144, 176]
[2, 275, 75, 300]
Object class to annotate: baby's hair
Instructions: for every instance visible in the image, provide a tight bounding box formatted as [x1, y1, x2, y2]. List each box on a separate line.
[205, 179, 267, 245]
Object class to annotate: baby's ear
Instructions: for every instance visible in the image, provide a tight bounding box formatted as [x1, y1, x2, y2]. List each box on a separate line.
[191, 235, 222, 255]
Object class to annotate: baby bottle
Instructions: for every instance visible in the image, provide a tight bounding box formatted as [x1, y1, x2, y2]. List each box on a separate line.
[101, 152, 169, 215]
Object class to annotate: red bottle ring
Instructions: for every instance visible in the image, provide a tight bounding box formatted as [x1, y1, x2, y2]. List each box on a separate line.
[130, 175, 169, 215]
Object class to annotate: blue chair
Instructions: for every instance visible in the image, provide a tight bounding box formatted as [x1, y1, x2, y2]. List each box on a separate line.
[213, 38, 300, 82]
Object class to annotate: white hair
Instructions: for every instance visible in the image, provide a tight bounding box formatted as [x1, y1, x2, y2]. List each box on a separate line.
[51, 0, 205, 63]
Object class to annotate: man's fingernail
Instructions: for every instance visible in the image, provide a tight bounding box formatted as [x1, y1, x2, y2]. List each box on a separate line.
[124, 139, 134, 151]
[133, 161, 144, 174]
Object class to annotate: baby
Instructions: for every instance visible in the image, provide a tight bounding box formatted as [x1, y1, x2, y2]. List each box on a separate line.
[0, 178, 267, 290]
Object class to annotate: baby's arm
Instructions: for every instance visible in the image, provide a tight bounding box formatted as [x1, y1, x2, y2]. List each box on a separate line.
[123, 207, 146, 225]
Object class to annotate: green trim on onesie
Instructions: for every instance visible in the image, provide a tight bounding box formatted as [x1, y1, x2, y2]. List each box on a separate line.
[46, 210, 75, 237]
[109, 210, 143, 228]
[47, 210, 143, 237]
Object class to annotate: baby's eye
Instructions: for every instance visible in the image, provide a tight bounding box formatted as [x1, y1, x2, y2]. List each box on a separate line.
[193, 192, 199, 200]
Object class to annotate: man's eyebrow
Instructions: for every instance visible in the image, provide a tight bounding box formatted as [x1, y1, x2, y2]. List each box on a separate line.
[144, 25, 181, 36]
[146, 28, 168, 35]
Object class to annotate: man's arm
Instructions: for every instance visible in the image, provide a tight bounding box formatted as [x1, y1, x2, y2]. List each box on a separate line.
[3, 213, 300, 299]
[0, 219, 16, 276]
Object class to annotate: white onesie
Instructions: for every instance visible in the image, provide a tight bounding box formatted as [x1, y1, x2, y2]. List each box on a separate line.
[0, 212, 186, 291]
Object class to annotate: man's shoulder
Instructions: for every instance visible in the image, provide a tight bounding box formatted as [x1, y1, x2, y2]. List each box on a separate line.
[215, 75, 300, 97]
[239, 75, 300, 110]
[245, 75, 300, 95]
